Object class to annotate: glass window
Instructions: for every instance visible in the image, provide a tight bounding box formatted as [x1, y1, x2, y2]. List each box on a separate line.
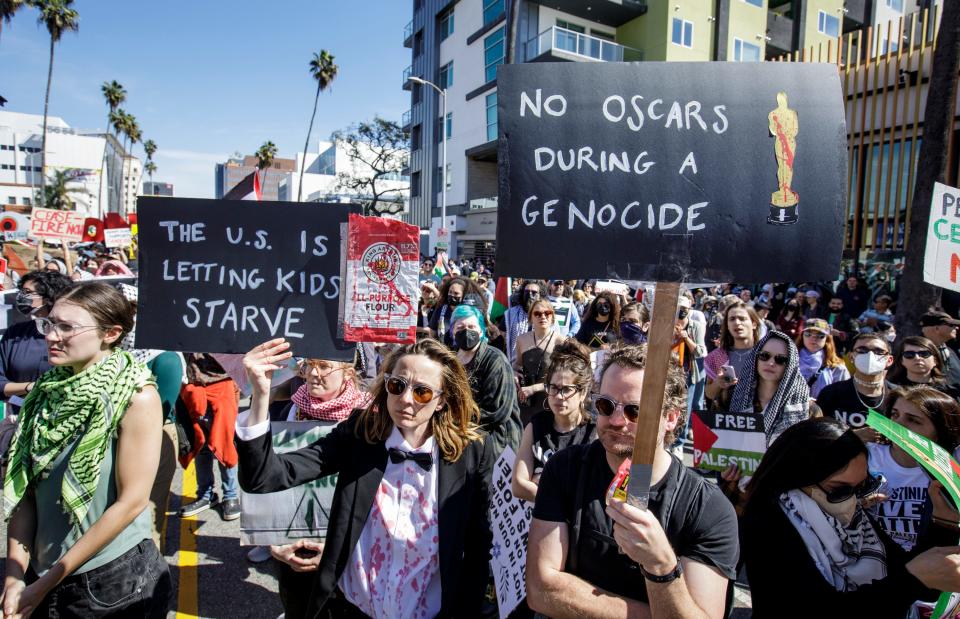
[484, 27, 505, 83]
[886, 0, 903, 12]
[445, 113, 452, 140]
[818, 10, 839, 37]
[486, 92, 498, 142]
[672, 18, 693, 47]
[483, 0, 504, 25]
[439, 61, 453, 89]
[733, 38, 761, 62]
[744, 0, 762, 6]
[440, 8, 454, 41]
[556, 19, 585, 34]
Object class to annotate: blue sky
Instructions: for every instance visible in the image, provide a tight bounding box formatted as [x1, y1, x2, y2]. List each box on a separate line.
[1, 1, 410, 198]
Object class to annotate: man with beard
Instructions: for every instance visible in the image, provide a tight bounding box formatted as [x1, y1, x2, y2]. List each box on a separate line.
[527, 345, 738, 618]
[503, 280, 547, 365]
[825, 296, 855, 354]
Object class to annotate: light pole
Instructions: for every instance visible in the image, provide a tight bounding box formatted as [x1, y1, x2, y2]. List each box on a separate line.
[408, 76, 447, 254]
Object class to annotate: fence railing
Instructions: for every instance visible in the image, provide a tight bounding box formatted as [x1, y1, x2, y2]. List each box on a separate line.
[525, 26, 643, 63]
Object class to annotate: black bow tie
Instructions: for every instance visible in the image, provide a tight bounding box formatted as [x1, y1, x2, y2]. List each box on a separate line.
[388, 447, 433, 471]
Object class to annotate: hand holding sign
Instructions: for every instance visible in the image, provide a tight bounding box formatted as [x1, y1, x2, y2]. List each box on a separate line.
[605, 498, 677, 575]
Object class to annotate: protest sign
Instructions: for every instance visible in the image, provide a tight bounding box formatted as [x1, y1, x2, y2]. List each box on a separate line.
[692, 410, 767, 477]
[104, 226, 132, 248]
[239, 421, 337, 545]
[495, 62, 847, 282]
[28, 208, 85, 242]
[136, 197, 358, 360]
[923, 182, 960, 291]
[342, 214, 420, 344]
[867, 411, 960, 618]
[0, 211, 29, 241]
[489, 447, 534, 619]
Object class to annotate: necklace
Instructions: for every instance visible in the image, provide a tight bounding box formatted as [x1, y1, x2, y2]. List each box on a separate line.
[853, 383, 885, 411]
[853, 375, 884, 388]
[534, 329, 555, 350]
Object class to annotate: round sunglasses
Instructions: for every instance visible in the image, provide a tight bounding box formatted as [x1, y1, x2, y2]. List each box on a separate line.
[593, 394, 640, 422]
[384, 375, 442, 405]
[757, 351, 789, 366]
[901, 350, 934, 360]
[532, 310, 554, 319]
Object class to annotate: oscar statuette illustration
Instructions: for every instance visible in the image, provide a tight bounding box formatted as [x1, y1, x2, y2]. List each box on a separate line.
[768, 91, 799, 225]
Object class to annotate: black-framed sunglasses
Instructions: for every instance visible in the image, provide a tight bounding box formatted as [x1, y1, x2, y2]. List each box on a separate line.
[384, 375, 442, 405]
[902, 350, 934, 360]
[757, 351, 789, 366]
[817, 473, 883, 503]
[593, 394, 641, 422]
[854, 346, 889, 356]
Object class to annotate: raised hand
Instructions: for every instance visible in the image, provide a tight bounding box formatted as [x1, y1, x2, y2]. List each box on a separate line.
[242, 339, 292, 398]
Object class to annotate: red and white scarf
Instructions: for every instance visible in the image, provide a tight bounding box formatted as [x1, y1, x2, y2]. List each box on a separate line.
[292, 380, 369, 422]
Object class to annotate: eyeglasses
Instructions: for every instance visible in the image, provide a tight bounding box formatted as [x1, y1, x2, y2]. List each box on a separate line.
[854, 346, 889, 356]
[817, 473, 883, 503]
[532, 310, 554, 319]
[384, 375, 442, 405]
[36, 317, 100, 338]
[593, 394, 641, 422]
[757, 351, 789, 366]
[298, 362, 346, 379]
[902, 350, 934, 360]
[546, 383, 581, 399]
[803, 331, 827, 340]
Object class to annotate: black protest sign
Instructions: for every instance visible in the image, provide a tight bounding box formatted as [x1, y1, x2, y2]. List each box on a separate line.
[136, 197, 358, 360]
[495, 62, 847, 282]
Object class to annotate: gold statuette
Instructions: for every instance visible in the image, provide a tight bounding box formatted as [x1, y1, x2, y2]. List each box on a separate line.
[768, 92, 799, 225]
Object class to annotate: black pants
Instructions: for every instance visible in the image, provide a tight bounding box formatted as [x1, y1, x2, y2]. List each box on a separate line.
[29, 539, 172, 618]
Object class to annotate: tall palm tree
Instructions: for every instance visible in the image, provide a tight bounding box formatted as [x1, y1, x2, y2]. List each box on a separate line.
[0, 0, 26, 42]
[256, 140, 277, 192]
[297, 50, 338, 202]
[35, 168, 87, 210]
[143, 138, 157, 162]
[35, 0, 79, 205]
[97, 80, 125, 217]
[144, 161, 157, 188]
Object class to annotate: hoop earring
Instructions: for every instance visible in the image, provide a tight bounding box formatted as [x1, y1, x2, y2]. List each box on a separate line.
[542, 398, 551, 411]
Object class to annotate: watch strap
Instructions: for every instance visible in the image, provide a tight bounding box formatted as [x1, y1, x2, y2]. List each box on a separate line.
[640, 559, 683, 583]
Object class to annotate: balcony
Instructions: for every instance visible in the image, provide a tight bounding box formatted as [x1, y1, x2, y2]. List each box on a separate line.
[469, 197, 498, 210]
[402, 109, 412, 129]
[402, 65, 413, 90]
[535, 0, 647, 27]
[404, 20, 414, 47]
[843, 0, 868, 32]
[766, 10, 794, 57]
[525, 26, 644, 63]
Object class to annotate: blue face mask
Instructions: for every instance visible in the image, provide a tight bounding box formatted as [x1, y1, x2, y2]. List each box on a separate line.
[620, 322, 646, 344]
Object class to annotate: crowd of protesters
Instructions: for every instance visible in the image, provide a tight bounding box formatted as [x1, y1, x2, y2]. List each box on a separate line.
[2, 250, 960, 619]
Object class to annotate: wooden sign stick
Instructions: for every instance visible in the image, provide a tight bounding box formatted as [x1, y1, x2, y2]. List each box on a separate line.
[627, 281, 681, 509]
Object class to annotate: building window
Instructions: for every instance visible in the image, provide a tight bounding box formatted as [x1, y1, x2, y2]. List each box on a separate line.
[6, 196, 14, 205]
[411, 171, 421, 198]
[744, 0, 762, 6]
[439, 61, 453, 89]
[733, 38, 761, 61]
[412, 82, 423, 104]
[445, 113, 452, 140]
[886, 0, 903, 12]
[486, 92, 498, 142]
[440, 8, 454, 41]
[880, 37, 899, 54]
[436, 164, 452, 193]
[484, 27, 505, 83]
[818, 10, 839, 37]
[671, 18, 693, 48]
[483, 0, 504, 25]
[411, 125, 422, 151]
[414, 31, 424, 56]
[21, 197, 30, 206]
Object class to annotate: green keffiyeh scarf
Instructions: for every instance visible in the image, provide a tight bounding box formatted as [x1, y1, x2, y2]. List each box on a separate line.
[3, 349, 154, 526]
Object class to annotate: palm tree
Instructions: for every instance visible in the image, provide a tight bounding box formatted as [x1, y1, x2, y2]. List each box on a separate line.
[144, 161, 157, 189]
[35, 0, 79, 206]
[0, 0, 26, 42]
[256, 140, 277, 192]
[297, 50, 338, 202]
[35, 168, 87, 210]
[143, 138, 157, 162]
[97, 80, 125, 217]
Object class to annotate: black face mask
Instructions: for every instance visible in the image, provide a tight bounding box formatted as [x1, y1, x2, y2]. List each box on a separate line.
[447, 296, 462, 307]
[677, 309, 689, 319]
[15, 293, 40, 317]
[454, 329, 480, 351]
[596, 304, 611, 317]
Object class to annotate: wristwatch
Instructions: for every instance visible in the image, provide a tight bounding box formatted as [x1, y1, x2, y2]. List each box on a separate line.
[640, 560, 683, 584]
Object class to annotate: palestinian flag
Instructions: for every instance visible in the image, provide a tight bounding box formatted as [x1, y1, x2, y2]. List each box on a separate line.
[490, 277, 512, 322]
[223, 169, 262, 201]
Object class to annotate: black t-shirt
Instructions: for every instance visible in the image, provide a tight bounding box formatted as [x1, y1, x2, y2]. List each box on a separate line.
[529, 410, 596, 476]
[532, 441, 739, 603]
[816, 378, 883, 429]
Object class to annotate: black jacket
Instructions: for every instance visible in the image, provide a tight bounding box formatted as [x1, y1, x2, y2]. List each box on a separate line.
[236, 414, 494, 618]
[465, 341, 521, 458]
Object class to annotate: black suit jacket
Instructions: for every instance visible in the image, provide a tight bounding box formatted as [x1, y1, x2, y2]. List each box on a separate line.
[236, 413, 494, 618]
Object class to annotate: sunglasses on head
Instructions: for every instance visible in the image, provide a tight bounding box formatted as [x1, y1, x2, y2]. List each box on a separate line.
[532, 310, 554, 319]
[902, 350, 934, 360]
[384, 375, 442, 405]
[593, 394, 641, 422]
[757, 351, 789, 365]
[817, 473, 883, 503]
[803, 330, 827, 339]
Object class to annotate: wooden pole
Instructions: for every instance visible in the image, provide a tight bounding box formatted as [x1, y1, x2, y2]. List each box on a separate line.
[627, 281, 680, 509]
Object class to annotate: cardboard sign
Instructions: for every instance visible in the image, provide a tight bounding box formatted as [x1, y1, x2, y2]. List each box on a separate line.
[488, 448, 534, 619]
[342, 214, 420, 343]
[28, 208, 85, 242]
[239, 421, 338, 545]
[924, 182, 960, 291]
[495, 63, 847, 282]
[0, 212, 30, 241]
[692, 410, 766, 477]
[135, 197, 358, 360]
[103, 227, 132, 248]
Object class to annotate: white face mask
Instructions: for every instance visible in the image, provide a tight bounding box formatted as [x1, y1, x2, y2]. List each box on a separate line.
[885, 332, 896, 343]
[854, 352, 887, 376]
[808, 487, 858, 527]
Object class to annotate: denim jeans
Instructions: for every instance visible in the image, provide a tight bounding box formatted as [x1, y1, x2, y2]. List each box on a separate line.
[30, 539, 171, 618]
[195, 443, 238, 501]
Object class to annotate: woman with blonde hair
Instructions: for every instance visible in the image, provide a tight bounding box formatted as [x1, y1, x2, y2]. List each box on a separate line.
[795, 318, 850, 398]
[237, 337, 493, 618]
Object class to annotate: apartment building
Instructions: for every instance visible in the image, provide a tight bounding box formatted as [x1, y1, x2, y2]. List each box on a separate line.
[403, 0, 934, 259]
[143, 181, 174, 196]
[214, 155, 297, 201]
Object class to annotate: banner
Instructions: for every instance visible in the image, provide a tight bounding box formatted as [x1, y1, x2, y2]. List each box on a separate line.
[0, 211, 30, 241]
[924, 182, 960, 292]
[104, 227, 132, 248]
[342, 214, 420, 343]
[239, 421, 338, 545]
[28, 208, 85, 242]
[495, 62, 847, 282]
[135, 197, 358, 360]
[692, 410, 766, 476]
[489, 447, 534, 619]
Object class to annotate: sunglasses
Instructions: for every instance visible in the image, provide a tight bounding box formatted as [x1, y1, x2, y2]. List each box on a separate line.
[757, 351, 789, 366]
[384, 375, 442, 405]
[854, 346, 889, 356]
[596, 303, 611, 311]
[532, 310, 554, 319]
[803, 331, 827, 340]
[902, 350, 934, 360]
[593, 394, 641, 422]
[817, 473, 883, 503]
[547, 383, 581, 399]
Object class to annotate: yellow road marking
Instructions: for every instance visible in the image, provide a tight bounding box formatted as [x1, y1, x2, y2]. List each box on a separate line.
[176, 461, 199, 619]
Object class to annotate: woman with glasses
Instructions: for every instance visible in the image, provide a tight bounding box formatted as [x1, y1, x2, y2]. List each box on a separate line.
[887, 336, 958, 397]
[512, 341, 596, 503]
[2, 282, 171, 617]
[796, 318, 851, 398]
[575, 291, 621, 350]
[742, 418, 959, 617]
[237, 337, 493, 618]
[513, 299, 560, 426]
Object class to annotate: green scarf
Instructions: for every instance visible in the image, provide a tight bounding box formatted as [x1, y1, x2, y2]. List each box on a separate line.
[3, 349, 154, 526]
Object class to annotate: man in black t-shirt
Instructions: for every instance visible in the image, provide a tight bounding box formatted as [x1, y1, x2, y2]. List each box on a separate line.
[527, 345, 738, 618]
[816, 331, 892, 429]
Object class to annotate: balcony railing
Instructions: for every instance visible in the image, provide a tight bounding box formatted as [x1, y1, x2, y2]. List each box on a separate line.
[403, 20, 414, 45]
[470, 197, 498, 210]
[525, 26, 644, 62]
[402, 109, 412, 128]
[402, 65, 413, 89]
